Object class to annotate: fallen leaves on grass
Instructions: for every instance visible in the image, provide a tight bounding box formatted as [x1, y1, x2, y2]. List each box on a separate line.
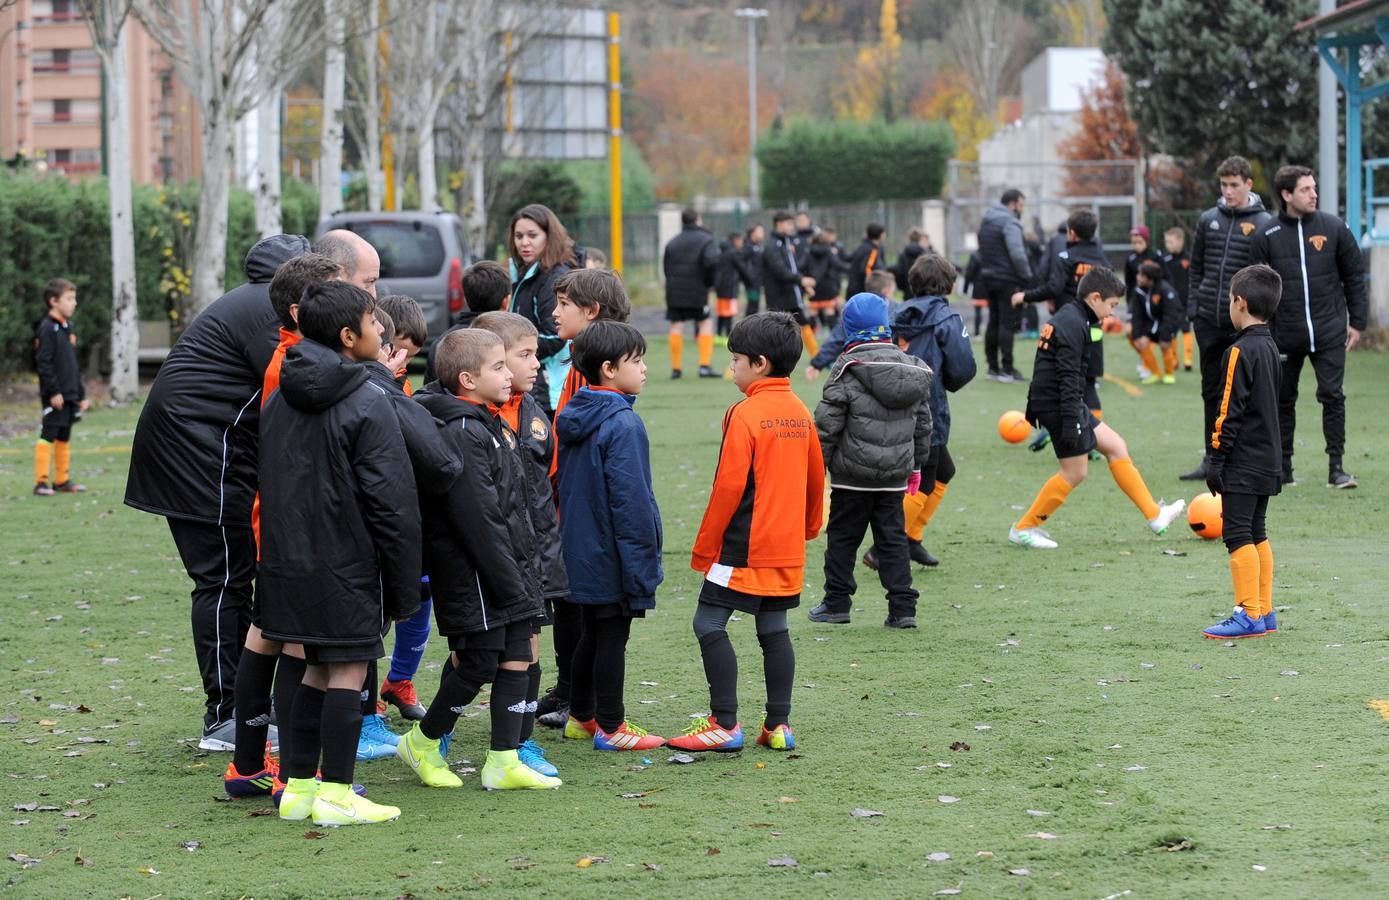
[933, 887, 963, 896]
[851, 808, 884, 818]
[1026, 810, 1051, 817]
[8, 853, 41, 868]
[937, 796, 960, 804]
[1009, 867, 1031, 876]
[667, 753, 697, 765]
[74, 854, 91, 867]
[304, 830, 327, 840]
[137, 865, 160, 875]
[180, 841, 201, 851]
[776, 796, 797, 804]
[950, 741, 970, 751]
[706, 848, 720, 856]
[620, 789, 660, 799]
[767, 855, 798, 867]
[926, 852, 951, 862]
[1026, 832, 1058, 840]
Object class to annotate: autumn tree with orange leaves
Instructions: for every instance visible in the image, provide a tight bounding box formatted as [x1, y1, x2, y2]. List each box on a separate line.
[1056, 61, 1141, 196]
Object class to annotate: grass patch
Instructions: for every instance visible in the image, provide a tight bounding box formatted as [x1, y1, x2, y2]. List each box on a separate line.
[0, 332, 1386, 897]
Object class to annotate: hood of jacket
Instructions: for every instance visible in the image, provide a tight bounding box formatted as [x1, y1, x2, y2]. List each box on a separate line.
[278, 339, 370, 412]
[414, 380, 495, 426]
[244, 233, 311, 284]
[982, 202, 1020, 230]
[893, 295, 954, 341]
[556, 387, 634, 445]
[1216, 192, 1267, 219]
[834, 342, 931, 410]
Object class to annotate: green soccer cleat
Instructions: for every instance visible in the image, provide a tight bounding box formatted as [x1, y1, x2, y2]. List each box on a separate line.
[480, 749, 562, 790]
[277, 776, 319, 822]
[563, 715, 598, 740]
[396, 723, 462, 788]
[311, 782, 401, 826]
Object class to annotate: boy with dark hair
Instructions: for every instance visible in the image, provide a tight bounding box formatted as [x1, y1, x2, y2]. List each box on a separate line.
[1202, 264, 1283, 638]
[33, 278, 88, 496]
[1124, 226, 1161, 379]
[739, 224, 765, 316]
[470, 310, 565, 778]
[1008, 268, 1185, 550]
[809, 293, 933, 629]
[1162, 226, 1194, 371]
[845, 223, 887, 298]
[555, 321, 666, 751]
[398, 328, 559, 791]
[670, 313, 823, 752]
[377, 294, 428, 360]
[714, 231, 745, 340]
[423, 260, 512, 382]
[802, 268, 899, 381]
[258, 281, 420, 826]
[805, 227, 850, 333]
[1132, 259, 1181, 384]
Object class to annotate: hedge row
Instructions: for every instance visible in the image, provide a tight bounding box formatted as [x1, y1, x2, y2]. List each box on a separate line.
[757, 118, 954, 207]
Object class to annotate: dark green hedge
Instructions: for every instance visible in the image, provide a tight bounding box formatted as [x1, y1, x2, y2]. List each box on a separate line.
[757, 118, 954, 207]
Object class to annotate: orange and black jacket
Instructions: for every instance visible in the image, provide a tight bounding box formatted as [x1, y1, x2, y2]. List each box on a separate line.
[500, 390, 567, 601]
[1209, 323, 1282, 496]
[35, 315, 83, 406]
[845, 239, 885, 297]
[690, 379, 825, 581]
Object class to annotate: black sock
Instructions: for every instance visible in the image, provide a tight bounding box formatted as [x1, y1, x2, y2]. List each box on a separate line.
[283, 684, 325, 780]
[593, 616, 632, 733]
[272, 654, 306, 766]
[361, 659, 379, 716]
[490, 667, 530, 752]
[551, 600, 580, 702]
[231, 648, 277, 775]
[420, 658, 485, 740]
[568, 607, 598, 721]
[519, 662, 541, 743]
[319, 688, 362, 785]
[698, 630, 739, 730]
[758, 629, 795, 729]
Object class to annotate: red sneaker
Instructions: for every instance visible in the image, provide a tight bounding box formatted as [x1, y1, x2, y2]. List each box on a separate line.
[593, 721, 667, 752]
[381, 678, 426, 720]
[667, 717, 743, 752]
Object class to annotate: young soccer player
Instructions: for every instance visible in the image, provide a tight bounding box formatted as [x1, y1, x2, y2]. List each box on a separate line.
[555, 321, 666, 750]
[714, 231, 745, 340]
[803, 268, 898, 381]
[585, 248, 608, 269]
[398, 328, 558, 791]
[805, 228, 849, 334]
[670, 313, 823, 752]
[424, 260, 512, 383]
[258, 281, 421, 826]
[1131, 260, 1181, 385]
[1008, 268, 1185, 550]
[33, 278, 89, 496]
[1201, 265, 1283, 639]
[471, 310, 566, 777]
[1162, 227, 1195, 371]
[808, 293, 933, 629]
[1125, 225, 1161, 379]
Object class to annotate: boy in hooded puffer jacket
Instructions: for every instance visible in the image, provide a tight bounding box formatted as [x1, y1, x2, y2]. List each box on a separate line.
[809, 292, 933, 629]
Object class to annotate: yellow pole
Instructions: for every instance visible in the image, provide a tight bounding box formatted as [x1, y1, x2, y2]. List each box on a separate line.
[607, 11, 623, 276]
[379, 0, 395, 211]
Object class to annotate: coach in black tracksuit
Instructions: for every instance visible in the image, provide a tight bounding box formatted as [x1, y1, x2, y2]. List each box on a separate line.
[125, 234, 310, 741]
[1249, 164, 1367, 488]
[977, 189, 1033, 381]
[1181, 157, 1272, 481]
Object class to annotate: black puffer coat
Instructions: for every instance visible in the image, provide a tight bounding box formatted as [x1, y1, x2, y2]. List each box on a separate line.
[663, 225, 719, 311]
[362, 362, 463, 494]
[976, 203, 1032, 291]
[714, 239, 743, 298]
[415, 385, 544, 636]
[814, 342, 932, 491]
[257, 339, 422, 645]
[1249, 210, 1367, 353]
[805, 242, 850, 302]
[125, 234, 309, 525]
[509, 391, 567, 601]
[1189, 194, 1272, 327]
[762, 233, 805, 312]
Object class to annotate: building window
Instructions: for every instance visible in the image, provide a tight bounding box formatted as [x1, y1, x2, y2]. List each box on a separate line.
[53, 99, 71, 122]
[52, 149, 71, 163]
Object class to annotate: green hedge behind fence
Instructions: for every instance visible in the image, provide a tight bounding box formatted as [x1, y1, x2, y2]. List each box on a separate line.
[0, 173, 320, 377]
[757, 118, 954, 207]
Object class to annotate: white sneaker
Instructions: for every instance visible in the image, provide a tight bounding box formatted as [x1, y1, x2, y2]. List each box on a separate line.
[1136, 363, 1152, 379]
[1149, 498, 1186, 535]
[1009, 525, 1058, 549]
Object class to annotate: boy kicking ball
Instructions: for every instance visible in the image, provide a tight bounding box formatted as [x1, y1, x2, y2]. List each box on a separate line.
[1009, 268, 1184, 550]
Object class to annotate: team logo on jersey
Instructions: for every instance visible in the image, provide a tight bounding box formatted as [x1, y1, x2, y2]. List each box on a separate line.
[1240, 223, 1255, 236]
[1210, 220, 1220, 230]
[1309, 234, 1327, 252]
[529, 416, 549, 442]
[1181, 258, 1190, 269]
[1075, 263, 1094, 278]
[501, 428, 517, 449]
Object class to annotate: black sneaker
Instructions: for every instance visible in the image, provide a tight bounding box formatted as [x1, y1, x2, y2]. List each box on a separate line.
[698, 365, 719, 378]
[907, 540, 939, 567]
[1281, 468, 1297, 487]
[986, 368, 1004, 381]
[861, 548, 879, 570]
[1178, 458, 1209, 481]
[1328, 466, 1358, 489]
[671, 369, 683, 380]
[537, 703, 570, 729]
[807, 603, 851, 624]
[884, 616, 918, 629]
[534, 686, 565, 719]
[1003, 368, 1028, 383]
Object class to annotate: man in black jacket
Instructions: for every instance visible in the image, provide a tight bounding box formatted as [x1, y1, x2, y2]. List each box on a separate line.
[125, 234, 309, 750]
[1180, 156, 1273, 481]
[662, 208, 720, 378]
[762, 210, 819, 350]
[977, 189, 1033, 382]
[844, 223, 887, 298]
[1250, 164, 1367, 488]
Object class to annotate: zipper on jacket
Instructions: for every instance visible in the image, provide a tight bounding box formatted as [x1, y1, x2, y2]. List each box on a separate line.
[1215, 216, 1235, 328]
[1296, 218, 1315, 352]
[475, 572, 489, 630]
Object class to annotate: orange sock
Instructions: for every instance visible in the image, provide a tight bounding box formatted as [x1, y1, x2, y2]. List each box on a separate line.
[1016, 474, 1072, 530]
[34, 439, 52, 485]
[54, 440, 71, 485]
[801, 324, 820, 357]
[1138, 344, 1158, 375]
[1254, 540, 1274, 619]
[669, 332, 683, 372]
[1228, 544, 1260, 618]
[697, 333, 714, 367]
[918, 481, 947, 529]
[1107, 456, 1159, 521]
[902, 490, 930, 541]
[1162, 343, 1178, 376]
[1182, 331, 1194, 367]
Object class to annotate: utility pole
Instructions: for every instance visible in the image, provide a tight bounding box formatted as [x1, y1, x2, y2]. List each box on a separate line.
[1317, 0, 1338, 217]
[734, 7, 766, 210]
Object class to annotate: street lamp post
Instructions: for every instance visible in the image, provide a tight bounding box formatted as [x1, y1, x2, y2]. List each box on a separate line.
[734, 7, 766, 210]
[0, 19, 30, 157]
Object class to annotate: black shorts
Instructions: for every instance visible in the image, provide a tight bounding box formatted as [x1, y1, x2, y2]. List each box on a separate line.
[666, 306, 710, 323]
[1131, 311, 1159, 340]
[699, 579, 801, 614]
[583, 599, 647, 620]
[302, 640, 384, 664]
[1031, 410, 1101, 459]
[39, 404, 77, 442]
[447, 620, 534, 662]
[766, 303, 810, 326]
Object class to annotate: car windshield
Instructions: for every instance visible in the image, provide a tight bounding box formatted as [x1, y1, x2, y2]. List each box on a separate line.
[348, 221, 446, 278]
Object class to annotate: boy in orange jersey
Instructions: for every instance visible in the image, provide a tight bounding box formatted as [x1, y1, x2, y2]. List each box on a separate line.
[668, 313, 824, 752]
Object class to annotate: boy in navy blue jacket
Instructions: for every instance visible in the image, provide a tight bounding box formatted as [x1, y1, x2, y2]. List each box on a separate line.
[555, 321, 667, 752]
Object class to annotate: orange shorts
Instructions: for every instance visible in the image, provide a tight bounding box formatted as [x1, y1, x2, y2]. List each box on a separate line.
[716, 297, 738, 318]
[809, 298, 839, 313]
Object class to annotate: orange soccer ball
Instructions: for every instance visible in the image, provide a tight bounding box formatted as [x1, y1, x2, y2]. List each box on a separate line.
[998, 410, 1031, 444]
[1187, 492, 1223, 540]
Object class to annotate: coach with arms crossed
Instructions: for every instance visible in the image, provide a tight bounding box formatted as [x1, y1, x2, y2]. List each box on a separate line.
[1250, 165, 1365, 489]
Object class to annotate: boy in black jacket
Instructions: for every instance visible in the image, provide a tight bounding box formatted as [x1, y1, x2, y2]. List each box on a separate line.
[1162, 227, 1194, 372]
[1009, 268, 1185, 550]
[1202, 265, 1283, 639]
[714, 232, 745, 340]
[33, 278, 88, 495]
[258, 282, 420, 826]
[1131, 260, 1182, 385]
[398, 329, 559, 791]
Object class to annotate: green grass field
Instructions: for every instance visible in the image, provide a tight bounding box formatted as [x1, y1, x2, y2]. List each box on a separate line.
[1, 333, 1386, 898]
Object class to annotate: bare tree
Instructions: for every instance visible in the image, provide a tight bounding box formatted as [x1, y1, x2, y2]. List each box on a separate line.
[318, 0, 348, 220]
[77, 0, 139, 403]
[946, 0, 1033, 122]
[135, 0, 326, 316]
[343, 1, 384, 211]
